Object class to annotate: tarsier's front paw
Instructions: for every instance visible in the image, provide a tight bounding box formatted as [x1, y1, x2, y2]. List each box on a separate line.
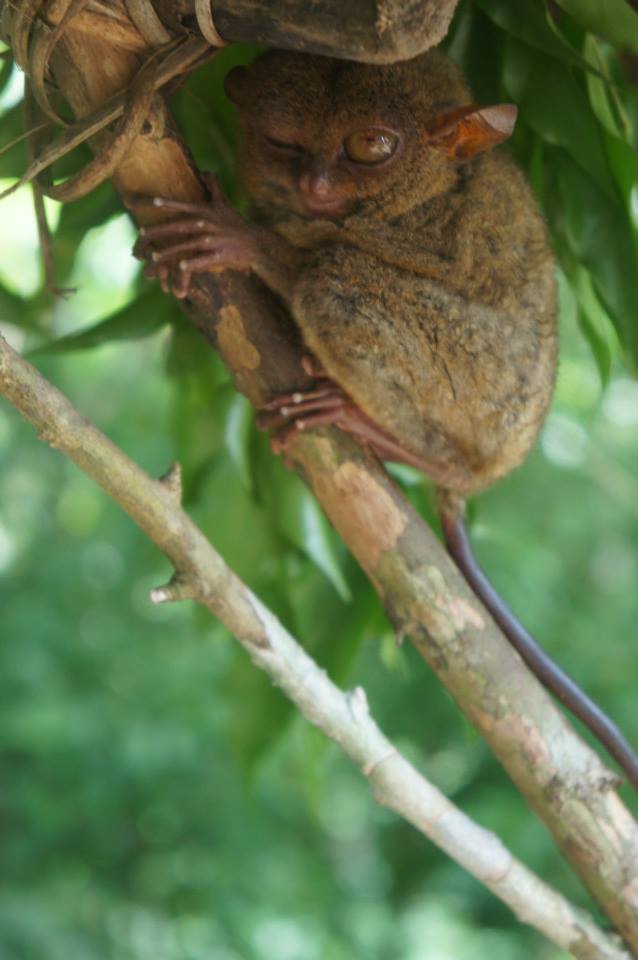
[132, 175, 258, 299]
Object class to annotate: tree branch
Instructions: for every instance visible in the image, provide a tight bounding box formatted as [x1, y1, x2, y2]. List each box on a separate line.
[201, 0, 460, 62]
[0, 331, 631, 960]
[2, 0, 638, 948]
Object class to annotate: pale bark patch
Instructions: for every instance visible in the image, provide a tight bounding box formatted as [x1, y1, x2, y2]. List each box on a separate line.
[319, 452, 407, 569]
[217, 305, 261, 371]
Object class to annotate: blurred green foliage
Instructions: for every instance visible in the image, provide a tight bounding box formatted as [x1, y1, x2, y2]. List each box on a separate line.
[1, 0, 638, 957]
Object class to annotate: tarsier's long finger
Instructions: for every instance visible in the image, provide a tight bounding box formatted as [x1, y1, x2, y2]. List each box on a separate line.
[179, 252, 226, 273]
[257, 394, 345, 431]
[270, 410, 343, 453]
[171, 252, 228, 298]
[172, 264, 193, 299]
[162, 253, 224, 299]
[143, 261, 168, 280]
[261, 386, 346, 413]
[152, 197, 217, 218]
[136, 217, 219, 252]
[150, 236, 220, 265]
[255, 410, 286, 431]
[279, 395, 345, 417]
[143, 261, 171, 293]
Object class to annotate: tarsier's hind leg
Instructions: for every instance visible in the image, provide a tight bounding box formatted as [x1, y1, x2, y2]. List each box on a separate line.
[289, 249, 491, 493]
[257, 379, 407, 457]
[258, 375, 476, 489]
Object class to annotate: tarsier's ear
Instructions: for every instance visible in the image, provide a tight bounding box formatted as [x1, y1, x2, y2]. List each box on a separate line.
[426, 104, 518, 160]
[224, 66, 249, 105]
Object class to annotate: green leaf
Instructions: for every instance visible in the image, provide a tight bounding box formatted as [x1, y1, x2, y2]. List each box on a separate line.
[583, 35, 634, 144]
[165, 315, 229, 384]
[0, 104, 26, 179]
[0, 53, 13, 96]
[273, 469, 351, 601]
[43, 181, 120, 287]
[445, 5, 505, 103]
[222, 392, 254, 491]
[0, 281, 30, 327]
[557, 265, 615, 385]
[557, 155, 638, 367]
[256, 446, 351, 602]
[477, 0, 613, 89]
[56, 180, 119, 236]
[603, 131, 638, 203]
[176, 385, 256, 500]
[574, 268, 617, 386]
[502, 36, 612, 192]
[553, 0, 638, 53]
[476, 0, 583, 65]
[164, 325, 233, 494]
[191, 453, 299, 633]
[290, 564, 379, 683]
[173, 43, 262, 201]
[29, 285, 167, 354]
[225, 654, 295, 775]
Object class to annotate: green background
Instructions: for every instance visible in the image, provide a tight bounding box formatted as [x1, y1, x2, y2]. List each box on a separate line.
[1, 1, 638, 957]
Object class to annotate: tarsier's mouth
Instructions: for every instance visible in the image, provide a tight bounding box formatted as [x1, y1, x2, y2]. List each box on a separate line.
[304, 203, 350, 218]
[299, 195, 354, 218]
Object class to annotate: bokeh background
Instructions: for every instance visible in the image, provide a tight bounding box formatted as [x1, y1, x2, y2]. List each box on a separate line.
[1, 2, 638, 957]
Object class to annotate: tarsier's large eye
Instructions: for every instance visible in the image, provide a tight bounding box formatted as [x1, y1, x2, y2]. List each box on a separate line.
[343, 129, 399, 165]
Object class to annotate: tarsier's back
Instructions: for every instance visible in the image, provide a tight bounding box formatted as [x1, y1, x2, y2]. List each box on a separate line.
[232, 49, 558, 495]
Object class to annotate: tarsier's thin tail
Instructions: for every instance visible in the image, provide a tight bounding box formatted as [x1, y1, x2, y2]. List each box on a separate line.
[440, 508, 638, 794]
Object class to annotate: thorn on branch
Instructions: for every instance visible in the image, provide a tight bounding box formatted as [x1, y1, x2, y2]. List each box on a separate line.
[150, 571, 197, 604]
[159, 461, 183, 502]
[346, 685, 370, 721]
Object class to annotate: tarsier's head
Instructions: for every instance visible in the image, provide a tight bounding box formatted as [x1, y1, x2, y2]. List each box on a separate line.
[224, 50, 516, 222]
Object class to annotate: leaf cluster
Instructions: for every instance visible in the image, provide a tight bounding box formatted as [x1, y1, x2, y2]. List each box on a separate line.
[448, 0, 638, 381]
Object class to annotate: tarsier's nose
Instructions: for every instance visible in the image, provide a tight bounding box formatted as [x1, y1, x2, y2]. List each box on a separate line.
[299, 170, 332, 200]
[298, 167, 351, 216]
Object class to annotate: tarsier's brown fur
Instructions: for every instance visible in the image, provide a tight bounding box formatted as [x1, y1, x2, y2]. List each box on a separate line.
[136, 49, 638, 791]
[231, 50, 558, 495]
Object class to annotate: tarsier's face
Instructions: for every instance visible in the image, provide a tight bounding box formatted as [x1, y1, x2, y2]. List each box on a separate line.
[226, 54, 413, 220]
[253, 122, 403, 218]
[224, 51, 515, 223]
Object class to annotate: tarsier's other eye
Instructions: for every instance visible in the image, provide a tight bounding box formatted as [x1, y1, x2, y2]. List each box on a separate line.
[344, 129, 399, 165]
[264, 134, 305, 154]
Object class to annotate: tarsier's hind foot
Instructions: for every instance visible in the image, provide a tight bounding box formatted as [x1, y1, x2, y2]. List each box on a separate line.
[258, 380, 350, 453]
[258, 373, 437, 472]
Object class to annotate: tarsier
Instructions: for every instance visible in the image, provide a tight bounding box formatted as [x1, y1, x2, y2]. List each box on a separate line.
[136, 49, 638, 791]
